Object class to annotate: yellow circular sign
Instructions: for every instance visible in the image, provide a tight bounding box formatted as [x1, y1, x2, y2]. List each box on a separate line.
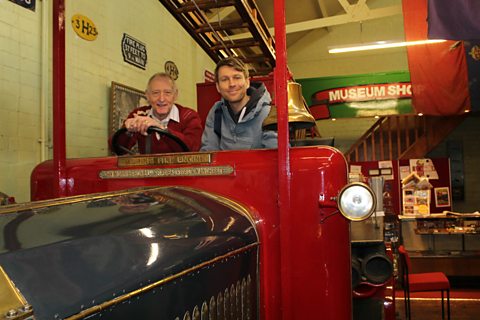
[71, 14, 98, 41]
[418, 204, 429, 215]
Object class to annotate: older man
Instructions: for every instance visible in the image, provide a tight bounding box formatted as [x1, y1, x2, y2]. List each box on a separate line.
[113, 73, 202, 154]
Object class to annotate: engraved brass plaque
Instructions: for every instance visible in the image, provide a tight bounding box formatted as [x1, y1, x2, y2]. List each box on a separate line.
[99, 166, 234, 179]
[117, 153, 212, 167]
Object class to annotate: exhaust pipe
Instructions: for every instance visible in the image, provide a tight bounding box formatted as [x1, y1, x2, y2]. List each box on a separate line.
[351, 241, 393, 287]
[361, 252, 393, 284]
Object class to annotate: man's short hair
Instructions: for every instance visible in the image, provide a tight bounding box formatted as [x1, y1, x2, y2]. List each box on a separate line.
[146, 72, 177, 92]
[214, 57, 249, 82]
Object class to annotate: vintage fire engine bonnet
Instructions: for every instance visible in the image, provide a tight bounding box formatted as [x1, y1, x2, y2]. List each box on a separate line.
[0, 186, 259, 320]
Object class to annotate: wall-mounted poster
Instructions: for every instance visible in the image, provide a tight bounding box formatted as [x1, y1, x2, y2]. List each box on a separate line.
[434, 187, 451, 208]
[409, 158, 439, 179]
[402, 188, 431, 215]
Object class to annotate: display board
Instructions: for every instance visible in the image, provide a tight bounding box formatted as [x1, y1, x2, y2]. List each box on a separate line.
[349, 160, 401, 215]
[399, 158, 452, 214]
[350, 158, 452, 216]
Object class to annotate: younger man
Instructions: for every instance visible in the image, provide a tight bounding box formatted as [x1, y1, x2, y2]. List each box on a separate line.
[200, 57, 278, 151]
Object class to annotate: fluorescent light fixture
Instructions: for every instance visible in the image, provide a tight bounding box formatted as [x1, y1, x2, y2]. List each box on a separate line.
[328, 39, 446, 54]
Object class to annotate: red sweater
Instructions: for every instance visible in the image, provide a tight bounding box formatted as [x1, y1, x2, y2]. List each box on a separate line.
[112, 104, 203, 154]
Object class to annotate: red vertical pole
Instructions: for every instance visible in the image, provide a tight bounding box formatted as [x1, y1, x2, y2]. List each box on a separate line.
[273, 0, 292, 319]
[52, 0, 67, 197]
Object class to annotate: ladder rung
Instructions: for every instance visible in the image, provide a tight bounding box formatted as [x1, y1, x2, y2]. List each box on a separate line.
[177, 0, 236, 14]
[210, 38, 259, 51]
[196, 20, 248, 33]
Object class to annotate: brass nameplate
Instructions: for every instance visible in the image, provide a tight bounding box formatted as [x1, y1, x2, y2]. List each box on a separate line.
[117, 153, 212, 167]
[99, 165, 234, 179]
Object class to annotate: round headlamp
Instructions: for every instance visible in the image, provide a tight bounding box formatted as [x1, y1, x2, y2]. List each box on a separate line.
[337, 182, 376, 221]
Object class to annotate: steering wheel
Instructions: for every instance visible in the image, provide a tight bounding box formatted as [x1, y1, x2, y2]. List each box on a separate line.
[111, 126, 190, 155]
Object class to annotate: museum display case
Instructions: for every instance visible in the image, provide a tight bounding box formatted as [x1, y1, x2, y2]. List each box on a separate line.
[400, 213, 480, 253]
[399, 213, 480, 279]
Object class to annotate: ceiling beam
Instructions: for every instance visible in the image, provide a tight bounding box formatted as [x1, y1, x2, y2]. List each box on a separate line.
[286, 5, 401, 34]
[316, 0, 331, 32]
[228, 4, 402, 40]
[349, 0, 369, 19]
[317, 0, 330, 17]
[337, 0, 352, 14]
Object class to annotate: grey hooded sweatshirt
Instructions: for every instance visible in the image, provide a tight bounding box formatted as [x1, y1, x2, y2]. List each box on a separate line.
[200, 82, 278, 151]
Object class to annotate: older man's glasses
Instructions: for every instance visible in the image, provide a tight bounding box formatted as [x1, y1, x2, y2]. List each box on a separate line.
[149, 90, 175, 98]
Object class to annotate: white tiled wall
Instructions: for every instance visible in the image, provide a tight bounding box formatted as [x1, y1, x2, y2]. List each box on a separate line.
[0, 1, 42, 203]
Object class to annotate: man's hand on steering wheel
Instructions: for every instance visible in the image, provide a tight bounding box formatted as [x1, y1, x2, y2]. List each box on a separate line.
[124, 114, 165, 136]
[111, 125, 190, 155]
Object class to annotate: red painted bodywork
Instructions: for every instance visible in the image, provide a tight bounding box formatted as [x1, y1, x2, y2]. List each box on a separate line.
[31, 147, 352, 320]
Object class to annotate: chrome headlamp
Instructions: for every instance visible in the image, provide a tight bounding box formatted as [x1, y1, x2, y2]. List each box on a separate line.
[337, 182, 376, 221]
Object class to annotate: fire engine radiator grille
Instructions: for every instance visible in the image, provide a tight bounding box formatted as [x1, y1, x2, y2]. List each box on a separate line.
[175, 275, 253, 320]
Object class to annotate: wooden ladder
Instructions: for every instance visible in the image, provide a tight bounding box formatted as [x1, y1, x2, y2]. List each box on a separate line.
[159, 0, 275, 76]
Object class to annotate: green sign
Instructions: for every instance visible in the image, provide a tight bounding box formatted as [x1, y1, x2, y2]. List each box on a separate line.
[298, 71, 413, 119]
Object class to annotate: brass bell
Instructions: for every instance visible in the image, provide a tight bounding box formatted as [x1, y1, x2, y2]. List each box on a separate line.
[262, 82, 316, 130]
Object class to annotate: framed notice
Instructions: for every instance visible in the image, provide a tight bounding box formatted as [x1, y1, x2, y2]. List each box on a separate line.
[121, 33, 147, 69]
[434, 187, 451, 208]
[110, 82, 148, 136]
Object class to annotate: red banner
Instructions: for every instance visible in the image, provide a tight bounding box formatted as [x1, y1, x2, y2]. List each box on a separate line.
[402, 0, 470, 115]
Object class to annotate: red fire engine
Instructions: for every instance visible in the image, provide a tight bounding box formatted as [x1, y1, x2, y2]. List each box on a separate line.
[0, 1, 395, 319]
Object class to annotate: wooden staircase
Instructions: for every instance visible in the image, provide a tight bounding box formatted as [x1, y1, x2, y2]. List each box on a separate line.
[159, 0, 275, 76]
[344, 114, 467, 162]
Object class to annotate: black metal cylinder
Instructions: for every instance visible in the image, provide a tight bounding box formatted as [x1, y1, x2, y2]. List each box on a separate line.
[361, 253, 393, 285]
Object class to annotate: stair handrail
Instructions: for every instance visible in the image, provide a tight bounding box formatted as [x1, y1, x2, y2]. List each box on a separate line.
[344, 116, 386, 162]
